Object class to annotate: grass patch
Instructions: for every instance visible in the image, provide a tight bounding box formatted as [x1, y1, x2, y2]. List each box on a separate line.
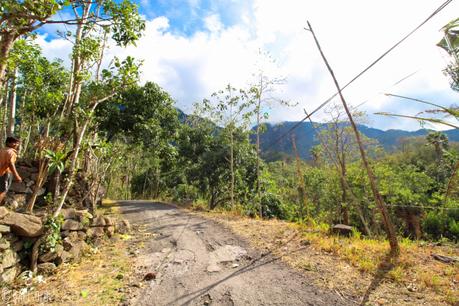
[199, 210, 459, 305]
[101, 199, 121, 214]
[31, 238, 131, 305]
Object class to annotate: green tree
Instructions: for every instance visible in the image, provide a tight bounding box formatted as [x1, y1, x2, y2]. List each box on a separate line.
[8, 39, 69, 151]
[376, 163, 433, 239]
[97, 82, 178, 147]
[97, 82, 180, 200]
[426, 131, 449, 160]
[60, 0, 145, 118]
[247, 50, 295, 217]
[53, 55, 142, 217]
[438, 17, 459, 91]
[175, 118, 257, 210]
[195, 85, 254, 207]
[0, 0, 64, 93]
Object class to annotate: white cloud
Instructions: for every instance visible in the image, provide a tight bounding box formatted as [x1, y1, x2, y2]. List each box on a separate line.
[36, 34, 72, 65]
[204, 14, 223, 34]
[38, 0, 459, 130]
[100, 15, 261, 114]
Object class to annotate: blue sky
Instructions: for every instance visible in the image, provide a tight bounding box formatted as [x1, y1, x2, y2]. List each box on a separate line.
[36, 0, 459, 131]
[135, 0, 254, 36]
[39, 0, 252, 38]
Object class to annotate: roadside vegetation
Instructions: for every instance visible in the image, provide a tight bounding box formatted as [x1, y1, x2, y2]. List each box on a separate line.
[199, 210, 458, 305]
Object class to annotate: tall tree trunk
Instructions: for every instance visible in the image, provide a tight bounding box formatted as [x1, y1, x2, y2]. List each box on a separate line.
[61, 4, 90, 117]
[142, 174, 147, 198]
[95, 30, 108, 82]
[90, 178, 100, 215]
[256, 100, 262, 217]
[340, 176, 349, 225]
[210, 188, 217, 209]
[1, 83, 8, 144]
[308, 21, 399, 255]
[256, 75, 264, 218]
[53, 97, 100, 217]
[7, 67, 17, 137]
[356, 204, 372, 236]
[0, 33, 15, 94]
[52, 171, 61, 206]
[339, 157, 350, 224]
[26, 159, 48, 213]
[20, 125, 32, 157]
[53, 124, 84, 217]
[61, 58, 75, 120]
[230, 128, 234, 207]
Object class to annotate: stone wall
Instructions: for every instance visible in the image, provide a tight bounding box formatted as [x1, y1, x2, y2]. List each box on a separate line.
[0, 207, 42, 285]
[4, 160, 104, 212]
[0, 228, 23, 284]
[0, 158, 120, 286]
[0, 206, 131, 286]
[5, 161, 41, 211]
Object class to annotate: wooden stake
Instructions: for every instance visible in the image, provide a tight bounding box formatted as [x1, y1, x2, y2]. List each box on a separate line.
[307, 21, 399, 256]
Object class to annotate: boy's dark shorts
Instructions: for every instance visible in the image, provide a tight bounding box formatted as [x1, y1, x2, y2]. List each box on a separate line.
[0, 173, 13, 193]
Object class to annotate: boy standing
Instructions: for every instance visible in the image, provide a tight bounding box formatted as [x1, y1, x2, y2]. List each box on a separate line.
[0, 137, 22, 205]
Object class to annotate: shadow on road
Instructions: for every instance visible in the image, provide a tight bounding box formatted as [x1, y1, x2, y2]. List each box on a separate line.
[117, 200, 175, 213]
[167, 233, 311, 306]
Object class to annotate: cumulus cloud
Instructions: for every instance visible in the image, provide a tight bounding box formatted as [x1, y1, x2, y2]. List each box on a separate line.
[37, 0, 459, 130]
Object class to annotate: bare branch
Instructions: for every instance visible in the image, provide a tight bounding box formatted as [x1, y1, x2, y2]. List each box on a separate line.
[385, 93, 456, 116]
[375, 112, 459, 129]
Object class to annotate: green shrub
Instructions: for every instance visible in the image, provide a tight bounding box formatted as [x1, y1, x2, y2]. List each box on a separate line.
[422, 209, 459, 241]
[261, 193, 286, 219]
[41, 215, 64, 253]
[422, 212, 446, 240]
[448, 219, 459, 241]
[171, 183, 199, 201]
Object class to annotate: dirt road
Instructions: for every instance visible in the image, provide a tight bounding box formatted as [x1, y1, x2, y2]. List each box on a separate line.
[119, 201, 355, 306]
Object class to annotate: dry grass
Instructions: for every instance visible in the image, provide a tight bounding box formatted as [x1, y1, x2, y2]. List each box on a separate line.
[5, 238, 131, 306]
[3, 201, 132, 306]
[198, 210, 459, 305]
[101, 199, 121, 214]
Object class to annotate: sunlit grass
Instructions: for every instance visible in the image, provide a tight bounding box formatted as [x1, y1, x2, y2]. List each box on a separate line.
[101, 199, 121, 214]
[200, 210, 459, 305]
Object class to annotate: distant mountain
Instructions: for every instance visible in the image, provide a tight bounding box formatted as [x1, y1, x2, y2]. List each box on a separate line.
[176, 108, 459, 160]
[256, 122, 459, 160]
[176, 108, 188, 123]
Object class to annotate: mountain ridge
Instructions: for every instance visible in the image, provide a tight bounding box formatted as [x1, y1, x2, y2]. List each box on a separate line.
[257, 121, 459, 160]
[176, 108, 459, 160]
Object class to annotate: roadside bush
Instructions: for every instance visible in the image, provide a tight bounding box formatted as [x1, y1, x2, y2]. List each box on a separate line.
[261, 193, 286, 219]
[171, 183, 199, 202]
[423, 212, 447, 240]
[423, 209, 459, 241]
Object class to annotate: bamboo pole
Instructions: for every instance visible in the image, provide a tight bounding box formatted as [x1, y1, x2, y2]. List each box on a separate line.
[306, 21, 399, 256]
